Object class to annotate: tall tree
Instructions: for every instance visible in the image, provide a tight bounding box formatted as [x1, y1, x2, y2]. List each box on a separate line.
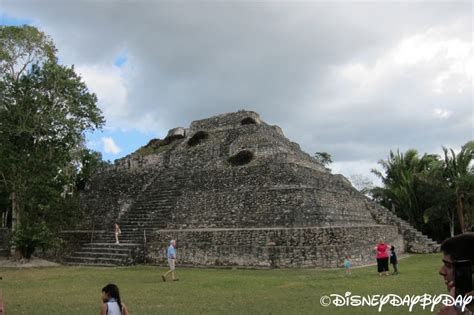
[0, 26, 104, 256]
[314, 152, 333, 168]
[441, 141, 474, 233]
[371, 149, 438, 229]
[0, 25, 57, 81]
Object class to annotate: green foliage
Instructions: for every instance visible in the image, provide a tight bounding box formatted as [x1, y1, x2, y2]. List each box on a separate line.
[314, 151, 333, 167]
[162, 134, 185, 145]
[372, 141, 474, 241]
[0, 25, 57, 80]
[228, 150, 254, 166]
[76, 149, 110, 190]
[0, 25, 104, 257]
[11, 221, 54, 259]
[188, 130, 209, 146]
[135, 136, 184, 156]
[371, 149, 437, 229]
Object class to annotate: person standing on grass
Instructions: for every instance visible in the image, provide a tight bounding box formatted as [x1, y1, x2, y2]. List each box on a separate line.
[375, 239, 390, 276]
[114, 223, 121, 244]
[343, 255, 351, 275]
[100, 283, 129, 315]
[162, 239, 178, 282]
[390, 245, 398, 275]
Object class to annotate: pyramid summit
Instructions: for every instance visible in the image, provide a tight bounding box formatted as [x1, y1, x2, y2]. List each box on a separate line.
[64, 110, 438, 267]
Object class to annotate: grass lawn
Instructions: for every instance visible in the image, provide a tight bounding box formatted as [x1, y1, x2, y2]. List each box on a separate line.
[0, 254, 448, 314]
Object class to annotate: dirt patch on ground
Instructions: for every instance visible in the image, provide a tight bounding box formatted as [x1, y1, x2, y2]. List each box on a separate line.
[0, 256, 60, 268]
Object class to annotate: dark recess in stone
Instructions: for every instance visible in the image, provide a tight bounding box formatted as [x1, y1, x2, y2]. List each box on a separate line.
[188, 131, 209, 146]
[228, 150, 254, 166]
[162, 134, 185, 146]
[241, 117, 257, 125]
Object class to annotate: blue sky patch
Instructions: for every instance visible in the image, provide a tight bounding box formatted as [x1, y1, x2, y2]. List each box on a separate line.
[0, 12, 32, 26]
[86, 129, 157, 163]
[114, 54, 128, 67]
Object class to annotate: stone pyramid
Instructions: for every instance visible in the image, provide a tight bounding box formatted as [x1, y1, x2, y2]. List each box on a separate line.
[65, 110, 438, 267]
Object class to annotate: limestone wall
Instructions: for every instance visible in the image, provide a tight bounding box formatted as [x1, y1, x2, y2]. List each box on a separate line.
[147, 225, 404, 268]
[189, 110, 261, 131]
[80, 168, 156, 229]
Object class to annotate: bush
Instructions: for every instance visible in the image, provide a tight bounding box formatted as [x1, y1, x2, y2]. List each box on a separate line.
[241, 117, 257, 125]
[188, 131, 209, 146]
[11, 222, 54, 259]
[162, 134, 185, 146]
[228, 150, 254, 166]
[136, 135, 184, 156]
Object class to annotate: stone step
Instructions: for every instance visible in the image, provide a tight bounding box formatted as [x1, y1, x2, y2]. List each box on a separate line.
[119, 221, 165, 226]
[131, 205, 174, 210]
[81, 246, 134, 254]
[139, 193, 180, 199]
[64, 262, 119, 267]
[66, 256, 129, 265]
[129, 209, 173, 214]
[119, 221, 166, 225]
[120, 220, 169, 225]
[74, 251, 130, 258]
[83, 242, 140, 248]
[120, 217, 169, 223]
[118, 226, 165, 231]
[100, 239, 144, 244]
[120, 215, 169, 220]
[132, 206, 174, 210]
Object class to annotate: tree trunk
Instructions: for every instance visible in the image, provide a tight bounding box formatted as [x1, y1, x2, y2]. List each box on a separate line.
[10, 191, 25, 259]
[448, 210, 455, 237]
[456, 190, 465, 234]
[11, 191, 20, 232]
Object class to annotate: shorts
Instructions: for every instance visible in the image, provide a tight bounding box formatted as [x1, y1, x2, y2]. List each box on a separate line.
[377, 257, 389, 272]
[168, 258, 175, 270]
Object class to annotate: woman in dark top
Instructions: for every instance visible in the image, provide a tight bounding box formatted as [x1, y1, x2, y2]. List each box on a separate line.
[390, 245, 398, 274]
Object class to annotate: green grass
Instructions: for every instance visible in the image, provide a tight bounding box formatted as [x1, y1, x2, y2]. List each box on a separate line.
[0, 254, 448, 314]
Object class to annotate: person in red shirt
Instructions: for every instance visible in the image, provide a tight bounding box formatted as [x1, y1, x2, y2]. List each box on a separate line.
[375, 240, 390, 276]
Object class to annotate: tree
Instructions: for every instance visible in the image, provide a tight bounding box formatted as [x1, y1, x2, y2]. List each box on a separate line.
[371, 142, 474, 240]
[441, 141, 474, 233]
[314, 152, 333, 168]
[371, 149, 438, 230]
[0, 25, 57, 81]
[0, 26, 104, 257]
[349, 174, 374, 196]
[75, 148, 110, 191]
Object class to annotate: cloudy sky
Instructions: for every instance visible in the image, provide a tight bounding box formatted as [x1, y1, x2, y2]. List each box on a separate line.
[1, 0, 472, 185]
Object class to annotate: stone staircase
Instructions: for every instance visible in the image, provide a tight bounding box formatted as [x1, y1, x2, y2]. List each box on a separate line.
[65, 171, 185, 266]
[365, 200, 440, 253]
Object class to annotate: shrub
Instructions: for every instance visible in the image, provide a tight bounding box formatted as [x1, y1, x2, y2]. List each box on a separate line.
[136, 135, 184, 156]
[188, 131, 209, 146]
[228, 150, 254, 166]
[162, 134, 185, 146]
[241, 117, 257, 125]
[11, 221, 54, 259]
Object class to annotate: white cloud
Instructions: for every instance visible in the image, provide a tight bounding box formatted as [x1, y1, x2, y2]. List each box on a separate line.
[76, 64, 129, 129]
[433, 108, 452, 119]
[3, 1, 471, 180]
[101, 137, 121, 154]
[86, 140, 100, 150]
[332, 160, 382, 187]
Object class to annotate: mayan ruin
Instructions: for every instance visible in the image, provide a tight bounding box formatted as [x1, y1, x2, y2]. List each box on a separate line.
[62, 110, 439, 268]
